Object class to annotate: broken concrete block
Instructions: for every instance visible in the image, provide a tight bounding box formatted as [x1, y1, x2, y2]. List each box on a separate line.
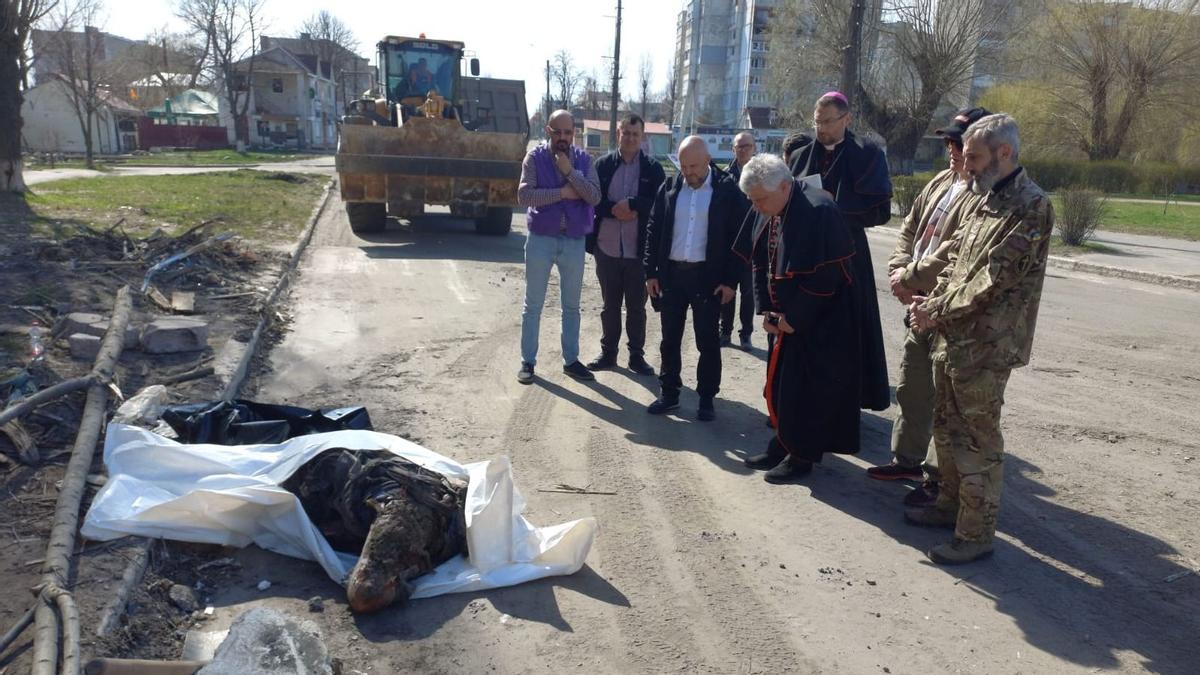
[68, 333, 102, 360]
[197, 607, 333, 675]
[141, 318, 209, 354]
[61, 312, 104, 337]
[62, 312, 139, 345]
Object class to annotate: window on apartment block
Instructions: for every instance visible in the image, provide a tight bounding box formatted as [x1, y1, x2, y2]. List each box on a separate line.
[272, 78, 284, 93]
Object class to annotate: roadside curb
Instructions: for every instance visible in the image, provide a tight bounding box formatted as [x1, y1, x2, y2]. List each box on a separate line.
[219, 178, 336, 400]
[868, 226, 1199, 292]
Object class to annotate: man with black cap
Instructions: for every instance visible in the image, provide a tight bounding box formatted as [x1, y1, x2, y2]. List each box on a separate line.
[865, 107, 989, 504]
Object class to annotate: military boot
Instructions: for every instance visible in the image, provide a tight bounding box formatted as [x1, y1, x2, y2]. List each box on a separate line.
[904, 506, 957, 529]
[927, 538, 994, 565]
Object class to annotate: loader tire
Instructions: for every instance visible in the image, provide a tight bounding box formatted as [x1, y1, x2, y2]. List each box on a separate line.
[347, 202, 387, 234]
[474, 207, 512, 236]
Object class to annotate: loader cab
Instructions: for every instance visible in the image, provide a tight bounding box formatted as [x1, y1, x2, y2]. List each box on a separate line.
[378, 36, 465, 118]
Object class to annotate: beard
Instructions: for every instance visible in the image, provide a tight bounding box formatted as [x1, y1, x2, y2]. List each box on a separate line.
[969, 156, 1003, 195]
[554, 139, 570, 152]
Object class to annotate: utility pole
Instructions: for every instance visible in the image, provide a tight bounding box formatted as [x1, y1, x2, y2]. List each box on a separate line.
[545, 58, 552, 122]
[839, 0, 866, 112]
[607, 0, 622, 150]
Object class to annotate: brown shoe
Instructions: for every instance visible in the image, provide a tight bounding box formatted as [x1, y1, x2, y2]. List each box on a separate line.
[904, 506, 957, 529]
[927, 538, 994, 565]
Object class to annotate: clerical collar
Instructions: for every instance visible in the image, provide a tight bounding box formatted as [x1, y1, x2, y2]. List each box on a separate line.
[990, 166, 1022, 195]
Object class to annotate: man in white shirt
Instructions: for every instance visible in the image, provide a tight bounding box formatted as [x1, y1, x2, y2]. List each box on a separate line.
[643, 137, 742, 421]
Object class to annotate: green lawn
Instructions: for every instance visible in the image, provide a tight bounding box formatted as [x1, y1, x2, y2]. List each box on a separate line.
[26, 170, 327, 241]
[116, 149, 311, 166]
[1050, 197, 1200, 241]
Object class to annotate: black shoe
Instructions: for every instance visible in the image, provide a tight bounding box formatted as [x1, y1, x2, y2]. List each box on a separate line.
[517, 362, 534, 384]
[866, 462, 923, 482]
[719, 333, 732, 347]
[903, 480, 940, 507]
[587, 353, 617, 371]
[739, 334, 753, 351]
[764, 456, 814, 484]
[563, 361, 595, 381]
[744, 447, 786, 470]
[697, 397, 715, 421]
[647, 396, 680, 415]
[627, 357, 656, 376]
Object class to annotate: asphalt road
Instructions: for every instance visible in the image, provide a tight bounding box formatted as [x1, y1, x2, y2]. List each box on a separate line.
[149, 196, 1200, 673]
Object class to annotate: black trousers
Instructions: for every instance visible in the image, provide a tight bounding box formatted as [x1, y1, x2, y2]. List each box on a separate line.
[720, 262, 755, 338]
[595, 251, 648, 358]
[657, 265, 722, 399]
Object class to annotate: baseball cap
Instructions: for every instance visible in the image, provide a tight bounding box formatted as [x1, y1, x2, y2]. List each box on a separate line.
[935, 107, 991, 141]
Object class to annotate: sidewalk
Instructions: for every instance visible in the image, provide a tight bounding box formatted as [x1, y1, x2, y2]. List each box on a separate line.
[872, 225, 1200, 290]
[23, 157, 335, 187]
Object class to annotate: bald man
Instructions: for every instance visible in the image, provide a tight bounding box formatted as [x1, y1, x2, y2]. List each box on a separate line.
[642, 137, 744, 421]
[516, 109, 602, 384]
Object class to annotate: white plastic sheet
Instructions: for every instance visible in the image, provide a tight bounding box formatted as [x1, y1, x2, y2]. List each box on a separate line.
[82, 424, 597, 599]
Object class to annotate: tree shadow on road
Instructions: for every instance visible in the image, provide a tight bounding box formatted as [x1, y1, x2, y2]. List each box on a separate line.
[356, 216, 526, 265]
[806, 453, 1199, 674]
[354, 564, 629, 641]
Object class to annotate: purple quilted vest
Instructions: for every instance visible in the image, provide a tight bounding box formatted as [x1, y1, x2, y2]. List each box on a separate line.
[527, 144, 594, 238]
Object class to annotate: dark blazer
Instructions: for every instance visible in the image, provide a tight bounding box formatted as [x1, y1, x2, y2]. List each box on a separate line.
[587, 150, 667, 256]
[643, 165, 745, 296]
[787, 129, 892, 228]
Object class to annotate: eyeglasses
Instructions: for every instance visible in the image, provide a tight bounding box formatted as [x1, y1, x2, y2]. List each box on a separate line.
[943, 138, 963, 150]
[549, 128, 574, 136]
[812, 113, 848, 128]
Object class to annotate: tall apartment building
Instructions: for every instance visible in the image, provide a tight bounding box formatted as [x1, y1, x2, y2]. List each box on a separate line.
[672, 0, 777, 132]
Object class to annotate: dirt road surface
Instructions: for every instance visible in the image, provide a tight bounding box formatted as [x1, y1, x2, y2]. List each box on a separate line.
[205, 194, 1199, 674]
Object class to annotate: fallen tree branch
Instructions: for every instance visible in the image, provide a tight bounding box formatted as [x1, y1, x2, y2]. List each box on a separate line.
[95, 538, 151, 639]
[32, 285, 132, 675]
[0, 376, 95, 428]
[156, 367, 215, 386]
[0, 603, 36, 655]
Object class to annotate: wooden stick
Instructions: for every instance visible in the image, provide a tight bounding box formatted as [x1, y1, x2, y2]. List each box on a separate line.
[0, 376, 95, 428]
[155, 366, 214, 386]
[32, 286, 131, 675]
[95, 538, 151, 639]
[0, 604, 35, 655]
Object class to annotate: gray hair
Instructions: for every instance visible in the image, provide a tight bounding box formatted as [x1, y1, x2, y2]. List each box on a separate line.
[738, 154, 792, 195]
[963, 113, 1020, 162]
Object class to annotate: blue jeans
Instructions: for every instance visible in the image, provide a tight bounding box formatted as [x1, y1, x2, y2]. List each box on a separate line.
[521, 232, 585, 366]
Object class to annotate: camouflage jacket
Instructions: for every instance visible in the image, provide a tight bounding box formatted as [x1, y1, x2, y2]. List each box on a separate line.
[924, 168, 1054, 372]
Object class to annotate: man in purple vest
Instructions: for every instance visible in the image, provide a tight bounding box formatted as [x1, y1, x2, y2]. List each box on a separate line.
[516, 109, 602, 384]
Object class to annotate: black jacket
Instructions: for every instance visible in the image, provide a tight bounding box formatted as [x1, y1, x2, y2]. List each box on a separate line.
[787, 129, 892, 228]
[643, 165, 745, 295]
[587, 150, 667, 256]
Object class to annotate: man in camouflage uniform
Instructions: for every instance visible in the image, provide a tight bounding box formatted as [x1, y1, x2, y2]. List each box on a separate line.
[906, 113, 1054, 565]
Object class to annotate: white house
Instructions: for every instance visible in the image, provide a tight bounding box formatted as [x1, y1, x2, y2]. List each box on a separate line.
[21, 74, 140, 154]
[220, 46, 338, 150]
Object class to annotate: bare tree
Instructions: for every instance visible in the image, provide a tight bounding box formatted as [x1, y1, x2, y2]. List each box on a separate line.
[116, 28, 207, 110]
[765, 0, 1013, 172]
[177, 0, 265, 151]
[1025, 0, 1200, 160]
[298, 10, 358, 111]
[44, 0, 108, 169]
[637, 53, 652, 119]
[662, 58, 678, 126]
[551, 49, 581, 110]
[1, 0, 58, 192]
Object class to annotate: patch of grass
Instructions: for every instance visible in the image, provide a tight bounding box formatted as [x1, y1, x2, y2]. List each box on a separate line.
[117, 149, 312, 166]
[1049, 196, 1200, 241]
[26, 170, 327, 242]
[1108, 192, 1200, 203]
[1049, 236, 1121, 256]
[23, 158, 112, 172]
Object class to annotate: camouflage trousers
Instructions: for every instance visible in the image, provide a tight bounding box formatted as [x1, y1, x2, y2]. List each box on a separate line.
[932, 361, 1011, 544]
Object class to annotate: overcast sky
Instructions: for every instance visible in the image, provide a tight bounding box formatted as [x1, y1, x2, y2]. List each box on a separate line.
[98, 0, 685, 113]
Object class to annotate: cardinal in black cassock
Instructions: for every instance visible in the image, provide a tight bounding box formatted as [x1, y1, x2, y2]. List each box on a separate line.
[787, 93, 892, 412]
[736, 159, 861, 484]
